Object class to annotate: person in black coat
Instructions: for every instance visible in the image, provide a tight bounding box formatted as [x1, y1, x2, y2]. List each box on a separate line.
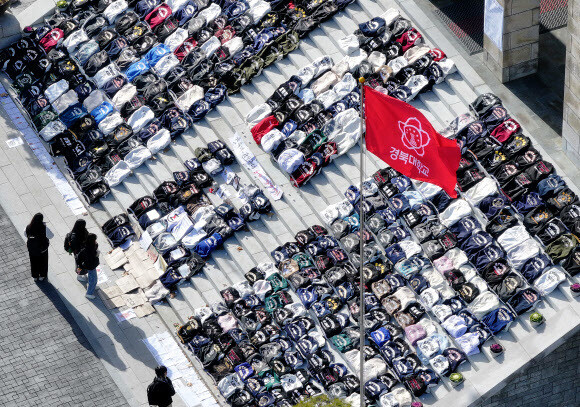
[147, 366, 176, 407]
[25, 213, 50, 281]
[64, 219, 89, 280]
[77, 233, 100, 299]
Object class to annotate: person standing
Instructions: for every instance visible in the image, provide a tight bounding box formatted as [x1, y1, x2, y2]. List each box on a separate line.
[77, 233, 100, 299]
[25, 213, 50, 281]
[147, 366, 175, 407]
[64, 219, 89, 281]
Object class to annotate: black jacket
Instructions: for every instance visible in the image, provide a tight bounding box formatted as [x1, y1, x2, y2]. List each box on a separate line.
[147, 377, 175, 407]
[26, 234, 49, 256]
[77, 246, 99, 270]
[67, 231, 88, 255]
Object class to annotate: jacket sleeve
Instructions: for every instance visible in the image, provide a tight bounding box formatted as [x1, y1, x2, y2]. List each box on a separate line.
[147, 383, 155, 404]
[77, 249, 88, 269]
[167, 378, 176, 397]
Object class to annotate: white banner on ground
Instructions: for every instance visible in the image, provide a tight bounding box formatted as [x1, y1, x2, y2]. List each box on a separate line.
[229, 132, 284, 200]
[0, 83, 86, 215]
[142, 331, 219, 407]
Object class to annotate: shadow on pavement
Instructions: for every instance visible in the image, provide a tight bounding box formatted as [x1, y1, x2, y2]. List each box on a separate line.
[38, 279, 157, 373]
[37, 281, 127, 371]
[0, 12, 21, 47]
[503, 29, 566, 135]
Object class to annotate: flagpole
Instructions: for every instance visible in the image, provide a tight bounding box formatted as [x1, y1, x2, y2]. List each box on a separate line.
[358, 77, 366, 407]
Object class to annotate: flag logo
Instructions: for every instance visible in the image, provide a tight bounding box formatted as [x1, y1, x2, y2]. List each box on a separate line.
[365, 86, 460, 196]
[399, 117, 431, 156]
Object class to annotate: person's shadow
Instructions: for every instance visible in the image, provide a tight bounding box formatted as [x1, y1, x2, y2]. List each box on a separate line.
[37, 280, 159, 373]
[37, 281, 127, 370]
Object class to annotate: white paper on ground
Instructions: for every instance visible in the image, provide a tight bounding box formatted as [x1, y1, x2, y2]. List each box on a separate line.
[6, 137, 23, 148]
[115, 308, 137, 322]
[221, 166, 251, 205]
[139, 230, 153, 250]
[96, 266, 109, 285]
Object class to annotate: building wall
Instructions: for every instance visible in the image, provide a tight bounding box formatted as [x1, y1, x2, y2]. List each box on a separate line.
[482, 0, 540, 82]
[472, 329, 580, 407]
[563, 0, 580, 163]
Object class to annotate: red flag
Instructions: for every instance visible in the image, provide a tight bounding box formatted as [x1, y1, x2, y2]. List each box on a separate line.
[364, 86, 461, 197]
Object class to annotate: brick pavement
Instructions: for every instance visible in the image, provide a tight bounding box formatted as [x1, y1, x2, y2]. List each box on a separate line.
[472, 330, 580, 407]
[0, 206, 127, 407]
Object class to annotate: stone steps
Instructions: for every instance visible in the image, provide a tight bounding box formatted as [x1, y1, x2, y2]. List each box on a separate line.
[66, 0, 580, 405]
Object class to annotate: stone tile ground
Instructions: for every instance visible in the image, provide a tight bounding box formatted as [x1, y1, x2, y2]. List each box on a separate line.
[473, 330, 580, 407]
[7, 0, 36, 15]
[0, 206, 127, 407]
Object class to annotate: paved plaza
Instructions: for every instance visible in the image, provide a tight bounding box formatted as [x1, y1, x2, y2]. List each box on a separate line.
[0, 206, 127, 407]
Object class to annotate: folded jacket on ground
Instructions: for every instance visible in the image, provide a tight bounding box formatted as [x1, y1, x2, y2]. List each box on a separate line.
[322, 108, 360, 155]
[94, 64, 122, 88]
[39, 120, 67, 142]
[277, 148, 305, 174]
[90, 101, 115, 124]
[53, 90, 80, 114]
[247, 0, 270, 23]
[507, 239, 541, 270]
[112, 84, 138, 109]
[338, 34, 359, 55]
[261, 129, 286, 153]
[105, 160, 131, 187]
[296, 55, 334, 87]
[534, 267, 566, 295]
[164, 28, 189, 52]
[128, 106, 155, 132]
[342, 48, 368, 71]
[63, 29, 89, 54]
[45, 79, 69, 103]
[311, 71, 339, 96]
[124, 145, 152, 169]
[98, 112, 124, 134]
[144, 43, 171, 68]
[83, 90, 109, 112]
[440, 199, 472, 227]
[251, 115, 279, 145]
[404, 44, 430, 64]
[197, 3, 221, 24]
[147, 128, 172, 154]
[153, 54, 180, 77]
[175, 86, 204, 111]
[200, 36, 221, 58]
[469, 291, 500, 319]
[246, 103, 272, 127]
[104, 0, 129, 24]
